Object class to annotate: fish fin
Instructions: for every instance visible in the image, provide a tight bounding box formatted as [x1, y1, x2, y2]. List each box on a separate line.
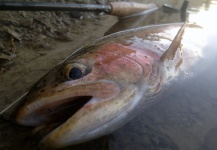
[160, 20, 187, 61]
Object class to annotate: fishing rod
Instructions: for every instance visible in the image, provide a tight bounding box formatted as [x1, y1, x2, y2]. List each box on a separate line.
[0, 1, 157, 17]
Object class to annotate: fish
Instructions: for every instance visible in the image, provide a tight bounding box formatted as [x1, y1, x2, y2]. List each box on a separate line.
[4, 22, 205, 149]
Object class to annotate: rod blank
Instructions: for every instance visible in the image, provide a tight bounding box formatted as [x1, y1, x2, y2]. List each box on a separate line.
[0, 1, 157, 17]
[0, 1, 111, 12]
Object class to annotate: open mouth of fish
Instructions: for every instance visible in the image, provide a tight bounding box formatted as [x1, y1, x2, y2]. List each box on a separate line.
[39, 96, 92, 125]
[15, 76, 127, 148]
[16, 80, 121, 126]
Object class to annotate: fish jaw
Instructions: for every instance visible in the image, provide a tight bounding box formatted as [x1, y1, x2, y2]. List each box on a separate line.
[16, 80, 121, 126]
[40, 85, 138, 149]
[16, 77, 140, 149]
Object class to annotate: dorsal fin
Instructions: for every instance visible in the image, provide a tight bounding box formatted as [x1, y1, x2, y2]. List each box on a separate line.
[160, 21, 187, 61]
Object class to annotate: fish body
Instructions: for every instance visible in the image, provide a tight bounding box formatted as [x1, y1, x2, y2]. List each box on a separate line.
[14, 23, 204, 148]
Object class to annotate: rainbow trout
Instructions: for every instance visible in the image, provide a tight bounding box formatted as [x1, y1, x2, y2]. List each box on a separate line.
[8, 22, 206, 148]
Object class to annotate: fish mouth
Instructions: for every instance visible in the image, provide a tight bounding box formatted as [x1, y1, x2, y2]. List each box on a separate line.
[16, 80, 120, 131]
[16, 80, 139, 148]
[16, 96, 93, 127]
[42, 96, 93, 125]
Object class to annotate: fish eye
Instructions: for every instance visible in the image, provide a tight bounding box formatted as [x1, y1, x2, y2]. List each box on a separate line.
[68, 67, 83, 80]
[63, 63, 89, 80]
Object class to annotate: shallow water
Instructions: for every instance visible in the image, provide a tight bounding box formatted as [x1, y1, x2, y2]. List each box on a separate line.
[1, 0, 217, 150]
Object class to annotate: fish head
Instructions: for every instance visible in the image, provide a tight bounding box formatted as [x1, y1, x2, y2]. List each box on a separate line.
[15, 42, 155, 148]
